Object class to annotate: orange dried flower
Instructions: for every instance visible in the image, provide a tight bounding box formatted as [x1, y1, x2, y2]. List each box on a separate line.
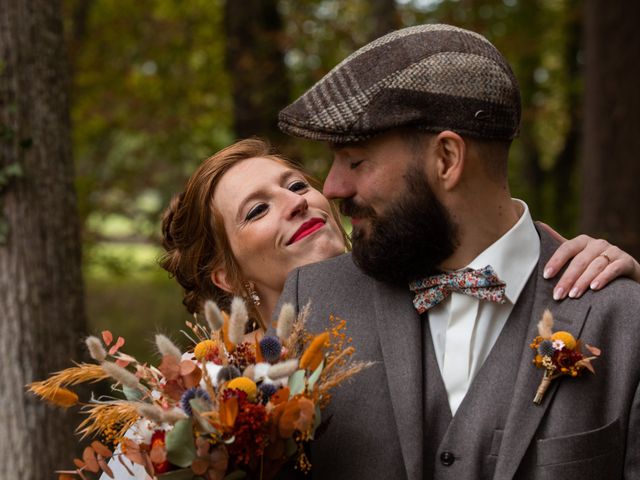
[300, 332, 329, 371]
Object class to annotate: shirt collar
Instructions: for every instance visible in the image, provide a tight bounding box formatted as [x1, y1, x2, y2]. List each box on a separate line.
[466, 199, 540, 304]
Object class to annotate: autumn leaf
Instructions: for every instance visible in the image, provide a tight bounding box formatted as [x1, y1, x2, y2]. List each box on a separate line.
[102, 330, 113, 346]
[91, 440, 112, 458]
[191, 457, 209, 475]
[108, 336, 125, 355]
[219, 396, 238, 428]
[82, 446, 100, 473]
[270, 387, 290, 405]
[585, 344, 602, 356]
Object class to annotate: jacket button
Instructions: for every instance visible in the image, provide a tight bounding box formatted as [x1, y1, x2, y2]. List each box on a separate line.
[440, 451, 455, 466]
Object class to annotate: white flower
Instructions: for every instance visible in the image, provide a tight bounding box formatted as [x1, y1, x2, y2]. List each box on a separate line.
[552, 339, 565, 350]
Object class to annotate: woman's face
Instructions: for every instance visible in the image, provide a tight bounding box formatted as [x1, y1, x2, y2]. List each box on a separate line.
[213, 157, 345, 297]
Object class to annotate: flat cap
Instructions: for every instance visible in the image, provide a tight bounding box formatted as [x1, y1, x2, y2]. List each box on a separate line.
[278, 24, 521, 143]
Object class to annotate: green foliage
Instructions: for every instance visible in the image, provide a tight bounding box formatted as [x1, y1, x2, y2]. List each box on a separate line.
[67, 0, 584, 336]
[166, 418, 196, 467]
[65, 0, 233, 235]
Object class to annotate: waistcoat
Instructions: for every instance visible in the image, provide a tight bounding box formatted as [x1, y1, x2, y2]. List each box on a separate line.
[423, 270, 538, 479]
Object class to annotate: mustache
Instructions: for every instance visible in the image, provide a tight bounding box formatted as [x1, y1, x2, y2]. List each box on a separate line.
[339, 198, 376, 219]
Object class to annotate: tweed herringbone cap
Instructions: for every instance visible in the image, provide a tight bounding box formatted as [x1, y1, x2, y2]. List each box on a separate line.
[278, 24, 521, 143]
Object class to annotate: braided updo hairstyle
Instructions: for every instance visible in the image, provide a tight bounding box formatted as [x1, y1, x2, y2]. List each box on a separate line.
[160, 138, 327, 326]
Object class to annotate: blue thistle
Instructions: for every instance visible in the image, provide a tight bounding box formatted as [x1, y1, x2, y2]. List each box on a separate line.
[180, 387, 211, 417]
[216, 365, 241, 385]
[260, 336, 282, 363]
[537, 339, 555, 357]
[259, 383, 278, 404]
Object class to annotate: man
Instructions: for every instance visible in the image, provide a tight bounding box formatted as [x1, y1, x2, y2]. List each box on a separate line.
[276, 25, 640, 479]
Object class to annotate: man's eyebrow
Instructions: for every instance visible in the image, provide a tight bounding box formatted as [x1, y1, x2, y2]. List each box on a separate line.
[235, 169, 298, 222]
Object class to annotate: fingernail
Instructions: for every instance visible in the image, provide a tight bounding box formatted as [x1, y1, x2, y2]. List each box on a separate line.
[569, 287, 579, 298]
[590, 281, 599, 290]
[553, 287, 564, 301]
[543, 268, 553, 279]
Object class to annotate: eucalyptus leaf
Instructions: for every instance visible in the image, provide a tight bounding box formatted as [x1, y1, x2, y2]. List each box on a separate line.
[288, 369, 306, 397]
[307, 359, 324, 390]
[122, 385, 143, 401]
[166, 418, 196, 467]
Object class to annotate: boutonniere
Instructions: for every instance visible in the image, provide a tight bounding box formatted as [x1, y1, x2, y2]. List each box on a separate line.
[529, 309, 601, 405]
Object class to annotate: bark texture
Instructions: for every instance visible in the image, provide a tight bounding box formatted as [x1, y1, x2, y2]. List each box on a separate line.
[224, 0, 290, 144]
[581, 0, 640, 258]
[0, 0, 86, 477]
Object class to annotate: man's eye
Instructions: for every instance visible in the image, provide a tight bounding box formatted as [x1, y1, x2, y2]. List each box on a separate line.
[245, 203, 268, 221]
[288, 180, 309, 192]
[349, 160, 364, 170]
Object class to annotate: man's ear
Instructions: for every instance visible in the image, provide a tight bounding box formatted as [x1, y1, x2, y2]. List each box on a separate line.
[433, 130, 466, 191]
[211, 267, 234, 294]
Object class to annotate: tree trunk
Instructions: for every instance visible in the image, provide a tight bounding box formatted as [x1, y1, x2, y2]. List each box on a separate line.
[224, 0, 290, 145]
[0, 0, 86, 477]
[581, 0, 640, 258]
[551, 2, 582, 233]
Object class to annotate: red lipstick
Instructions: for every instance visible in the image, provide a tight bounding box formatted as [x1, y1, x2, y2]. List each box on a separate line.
[288, 218, 325, 245]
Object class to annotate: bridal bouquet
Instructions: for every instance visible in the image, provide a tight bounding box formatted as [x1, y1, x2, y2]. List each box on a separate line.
[28, 300, 371, 480]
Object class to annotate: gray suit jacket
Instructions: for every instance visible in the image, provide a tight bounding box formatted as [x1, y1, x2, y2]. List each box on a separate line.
[276, 228, 640, 479]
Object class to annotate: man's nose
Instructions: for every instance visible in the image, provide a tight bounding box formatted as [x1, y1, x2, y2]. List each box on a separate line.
[323, 163, 355, 200]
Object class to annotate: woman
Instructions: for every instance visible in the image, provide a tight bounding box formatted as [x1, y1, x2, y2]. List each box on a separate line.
[160, 138, 640, 328]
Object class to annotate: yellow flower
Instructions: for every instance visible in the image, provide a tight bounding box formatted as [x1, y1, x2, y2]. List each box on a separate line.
[194, 340, 217, 362]
[226, 377, 257, 402]
[551, 331, 577, 350]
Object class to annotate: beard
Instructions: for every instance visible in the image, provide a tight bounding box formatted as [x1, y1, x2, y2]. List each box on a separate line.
[341, 166, 458, 285]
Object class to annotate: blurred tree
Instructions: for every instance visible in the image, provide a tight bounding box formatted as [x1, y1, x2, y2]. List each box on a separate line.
[581, 0, 640, 258]
[224, 0, 290, 145]
[65, 0, 233, 244]
[0, 0, 86, 476]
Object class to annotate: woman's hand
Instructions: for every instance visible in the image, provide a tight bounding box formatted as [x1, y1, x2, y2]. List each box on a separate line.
[541, 222, 640, 300]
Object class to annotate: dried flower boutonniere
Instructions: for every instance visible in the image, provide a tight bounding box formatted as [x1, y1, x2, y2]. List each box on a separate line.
[529, 309, 601, 405]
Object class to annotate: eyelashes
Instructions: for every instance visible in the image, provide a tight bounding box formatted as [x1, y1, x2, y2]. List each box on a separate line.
[245, 203, 268, 221]
[243, 179, 310, 222]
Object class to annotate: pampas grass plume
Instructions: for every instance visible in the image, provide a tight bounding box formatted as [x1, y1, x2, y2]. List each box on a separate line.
[163, 407, 188, 423]
[136, 403, 164, 424]
[101, 361, 140, 389]
[276, 303, 295, 340]
[267, 359, 299, 379]
[538, 309, 554, 339]
[228, 297, 248, 346]
[155, 334, 182, 362]
[85, 336, 107, 362]
[204, 300, 225, 332]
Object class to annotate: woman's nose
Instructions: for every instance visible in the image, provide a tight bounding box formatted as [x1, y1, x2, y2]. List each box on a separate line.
[284, 190, 308, 219]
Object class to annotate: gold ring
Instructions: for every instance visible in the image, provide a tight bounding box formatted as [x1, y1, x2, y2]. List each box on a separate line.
[599, 252, 612, 264]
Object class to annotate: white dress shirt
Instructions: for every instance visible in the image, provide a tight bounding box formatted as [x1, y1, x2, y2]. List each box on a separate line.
[428, 199, 540, 416]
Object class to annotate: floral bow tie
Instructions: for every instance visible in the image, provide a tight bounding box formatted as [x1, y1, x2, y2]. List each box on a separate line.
[409, 265, 507, 314]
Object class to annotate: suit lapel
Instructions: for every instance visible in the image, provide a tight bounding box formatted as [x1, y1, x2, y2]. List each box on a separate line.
[373, 280, 424, 480]
[494, 227, 593, 479]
